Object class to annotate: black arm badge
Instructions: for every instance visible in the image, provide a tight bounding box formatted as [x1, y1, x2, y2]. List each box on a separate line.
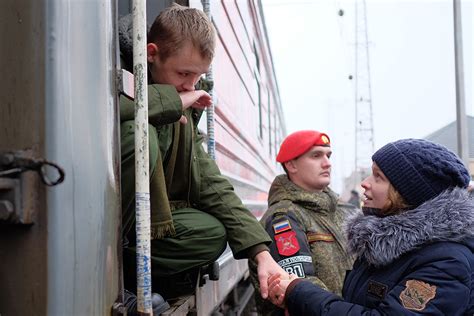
[264, 211, 315, 278]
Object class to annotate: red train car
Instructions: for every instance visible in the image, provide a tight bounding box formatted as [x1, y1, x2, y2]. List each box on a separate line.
[202, 0, 286, 219]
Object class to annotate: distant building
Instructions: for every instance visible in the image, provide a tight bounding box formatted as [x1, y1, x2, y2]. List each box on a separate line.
[425, 116, 474, 179]
[340, 167, 370, 203]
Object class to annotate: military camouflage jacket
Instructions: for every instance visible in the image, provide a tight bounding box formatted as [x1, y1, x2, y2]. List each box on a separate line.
[120, 92, 272, 259]
[118, 14, 271, 259]
[251, 174, 358, 315]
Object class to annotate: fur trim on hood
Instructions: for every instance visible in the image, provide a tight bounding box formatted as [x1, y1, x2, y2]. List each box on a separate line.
[346, 187, 474, 267]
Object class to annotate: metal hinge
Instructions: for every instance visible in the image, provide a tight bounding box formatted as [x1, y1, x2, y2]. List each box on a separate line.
[0, 150, 65, 224]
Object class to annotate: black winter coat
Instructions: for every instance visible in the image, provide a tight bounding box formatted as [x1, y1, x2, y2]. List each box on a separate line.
[286, 188, 474, 315]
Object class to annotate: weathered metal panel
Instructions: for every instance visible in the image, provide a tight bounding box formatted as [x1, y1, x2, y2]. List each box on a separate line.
[0, 0, 47, 315]
[45, 0, 120, 315]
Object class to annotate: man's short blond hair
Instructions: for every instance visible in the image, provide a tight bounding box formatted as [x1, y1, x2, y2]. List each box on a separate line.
[148, 4, 216, 62]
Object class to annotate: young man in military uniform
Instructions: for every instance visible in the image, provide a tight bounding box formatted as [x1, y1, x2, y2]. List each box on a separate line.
[118, 4, 284, 313]
[250, 130, 358, 315]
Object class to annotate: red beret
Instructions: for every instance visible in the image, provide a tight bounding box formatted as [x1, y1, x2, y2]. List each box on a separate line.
[276, 130, 330, 163]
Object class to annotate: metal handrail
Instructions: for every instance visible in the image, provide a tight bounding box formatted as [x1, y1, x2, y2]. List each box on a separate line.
[132, 0, 152, 314]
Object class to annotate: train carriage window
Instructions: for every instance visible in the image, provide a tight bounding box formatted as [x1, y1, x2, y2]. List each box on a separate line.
[254, 42, 263, 140]
[257, 74, 263, 139]
[274, 113, 278, 157]
[268, 89, 272, 155]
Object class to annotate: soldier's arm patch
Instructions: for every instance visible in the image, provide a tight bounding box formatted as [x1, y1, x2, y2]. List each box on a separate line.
[277, 256, 312, 278]
[275, 230, 300, 256]
[273, 219, 291, 234]
[307, 232, 335, 243]
[264, 211, 316, 277]
[399, 279, 437, 311]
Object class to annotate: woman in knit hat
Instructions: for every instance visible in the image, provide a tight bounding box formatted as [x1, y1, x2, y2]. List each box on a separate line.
[267, 138, 474, 315]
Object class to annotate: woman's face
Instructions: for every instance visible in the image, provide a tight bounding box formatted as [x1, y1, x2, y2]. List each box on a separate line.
[361, 162, 390, 209]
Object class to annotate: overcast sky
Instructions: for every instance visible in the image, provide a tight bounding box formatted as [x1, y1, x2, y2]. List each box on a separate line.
[262, 0, 473, 193]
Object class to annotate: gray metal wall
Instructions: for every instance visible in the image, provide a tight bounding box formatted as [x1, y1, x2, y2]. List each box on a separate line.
[0, 0, 121, 315]
[0, 1, 48, 315]
[45, 0, 121, 315]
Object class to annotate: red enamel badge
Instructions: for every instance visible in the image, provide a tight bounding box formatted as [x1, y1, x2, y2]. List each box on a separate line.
[275, 231, 300, 256]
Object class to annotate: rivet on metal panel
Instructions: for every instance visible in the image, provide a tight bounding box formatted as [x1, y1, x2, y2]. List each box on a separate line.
[0, 177, 21, 224]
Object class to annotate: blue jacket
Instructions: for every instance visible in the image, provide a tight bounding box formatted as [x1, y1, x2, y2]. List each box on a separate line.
[286, 188, 474, 315]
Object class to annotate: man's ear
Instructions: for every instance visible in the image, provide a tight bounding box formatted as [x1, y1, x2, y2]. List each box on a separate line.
[147, 43, 159, 63]
[285, 160, 297, 174]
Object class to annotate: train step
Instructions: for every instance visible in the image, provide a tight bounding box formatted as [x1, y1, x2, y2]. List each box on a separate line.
[162, 295, 195, 316]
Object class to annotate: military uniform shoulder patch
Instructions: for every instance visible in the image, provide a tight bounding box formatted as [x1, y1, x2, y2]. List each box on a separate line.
[307, 232, 335, 243]
[399, 279, 437, 311]
[273, 219, 291, 234]
[275, 230, 300, 256]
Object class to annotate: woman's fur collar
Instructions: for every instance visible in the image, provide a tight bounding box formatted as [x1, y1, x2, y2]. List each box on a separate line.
[346, 188, 474, 267]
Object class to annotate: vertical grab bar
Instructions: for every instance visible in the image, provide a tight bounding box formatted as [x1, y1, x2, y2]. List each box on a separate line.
[132, 0, 152, 314]
[202, 0, 216, 160]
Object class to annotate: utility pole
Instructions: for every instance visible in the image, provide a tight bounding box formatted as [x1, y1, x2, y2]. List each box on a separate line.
[453, 0, 469, 167]
[353, 0, 375, 187]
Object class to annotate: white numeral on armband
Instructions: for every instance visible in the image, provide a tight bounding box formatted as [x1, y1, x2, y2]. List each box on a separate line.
[284, 263, 305, 278]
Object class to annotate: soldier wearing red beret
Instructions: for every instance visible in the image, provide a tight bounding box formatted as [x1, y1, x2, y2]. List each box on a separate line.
[276, 130, 331, 163]
[250, 130, 359, 316]
[268, 139, 474, 316]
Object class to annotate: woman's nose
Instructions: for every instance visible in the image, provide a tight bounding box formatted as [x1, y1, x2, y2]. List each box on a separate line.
[360, 178, 370, 189]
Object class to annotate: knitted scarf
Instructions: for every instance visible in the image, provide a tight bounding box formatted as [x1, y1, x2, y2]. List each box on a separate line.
[149, 121, 180, 239]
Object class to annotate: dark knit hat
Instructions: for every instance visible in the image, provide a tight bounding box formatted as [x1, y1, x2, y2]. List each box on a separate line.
[372, 138, 470, 208]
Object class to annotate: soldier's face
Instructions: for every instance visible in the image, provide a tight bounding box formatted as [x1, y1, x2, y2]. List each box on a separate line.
[361, 163, 390, 209]
[147, 41, 210, 92]
[287, 146, 332, 192]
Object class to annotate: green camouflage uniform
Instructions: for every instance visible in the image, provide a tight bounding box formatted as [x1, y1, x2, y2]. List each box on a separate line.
[118, 15, 271, 298]
[250, 174, 358, 315]
[120, 87, 272, 297]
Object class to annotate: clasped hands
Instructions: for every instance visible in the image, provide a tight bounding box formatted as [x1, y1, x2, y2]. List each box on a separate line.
[267, 272, 299, 309]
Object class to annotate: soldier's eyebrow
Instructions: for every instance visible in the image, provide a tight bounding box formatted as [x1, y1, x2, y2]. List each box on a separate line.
[307, 147, 332, 156]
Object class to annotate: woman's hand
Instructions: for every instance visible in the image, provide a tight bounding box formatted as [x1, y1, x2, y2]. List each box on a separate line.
[268, 273, 299, 309]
